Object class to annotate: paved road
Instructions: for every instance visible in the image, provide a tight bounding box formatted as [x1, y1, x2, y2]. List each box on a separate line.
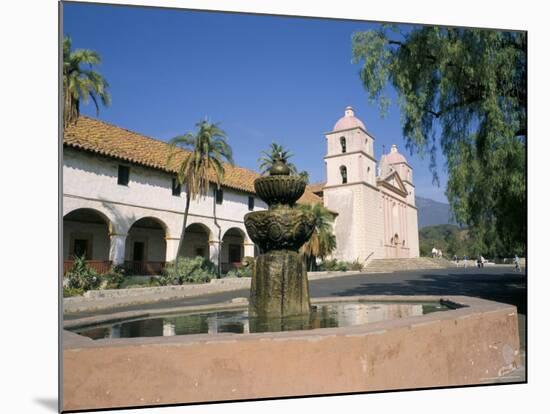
[65, 266, 527, 347]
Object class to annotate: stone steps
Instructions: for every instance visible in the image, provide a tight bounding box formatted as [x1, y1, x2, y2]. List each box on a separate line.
[365, 257, 453, 272]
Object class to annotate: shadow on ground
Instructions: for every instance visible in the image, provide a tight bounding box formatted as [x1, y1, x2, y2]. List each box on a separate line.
[330, 271, 526, 315]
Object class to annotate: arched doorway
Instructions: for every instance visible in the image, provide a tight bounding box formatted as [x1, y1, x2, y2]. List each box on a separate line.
[182, 223, 211, 259]
[125, 217, 167, 275]
[393, 233, 402, 258]
[221, 228, 245, 273]
[63, 208, 112, 274]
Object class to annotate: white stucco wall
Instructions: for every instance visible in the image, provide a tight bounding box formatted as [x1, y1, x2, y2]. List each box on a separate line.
[324, 183, 385, 264]
[63, 148, 263, 265]
[358, 185, 385, 262]
[323, 186, 355, 261]
[326, 128, 374, 156]
[407, 206, 420, 258]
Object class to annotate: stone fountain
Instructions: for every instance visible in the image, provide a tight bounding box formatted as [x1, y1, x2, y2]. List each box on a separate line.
[244, 158, 315, 318]
[62, 158, 522, 411]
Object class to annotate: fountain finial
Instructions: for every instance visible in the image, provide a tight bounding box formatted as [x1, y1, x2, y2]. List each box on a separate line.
[268, 158, 291, 176]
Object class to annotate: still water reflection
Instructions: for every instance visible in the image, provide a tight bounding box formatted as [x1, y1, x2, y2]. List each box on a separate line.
[75, 301, 449, 340]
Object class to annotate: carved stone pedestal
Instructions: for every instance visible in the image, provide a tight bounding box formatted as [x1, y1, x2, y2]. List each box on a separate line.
[249, 250, 311, 318]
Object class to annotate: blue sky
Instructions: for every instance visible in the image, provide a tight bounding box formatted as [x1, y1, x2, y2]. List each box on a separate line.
[63, 2, 449, 202]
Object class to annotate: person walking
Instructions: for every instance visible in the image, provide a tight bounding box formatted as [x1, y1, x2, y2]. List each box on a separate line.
[513, 255, 521, 272]
[463, 255, 468, 268]
[454, 255, 459, 267]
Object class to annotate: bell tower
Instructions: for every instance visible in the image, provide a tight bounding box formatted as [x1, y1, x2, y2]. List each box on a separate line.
[322, 106, 383, 263]
[324, 106, 376, 187]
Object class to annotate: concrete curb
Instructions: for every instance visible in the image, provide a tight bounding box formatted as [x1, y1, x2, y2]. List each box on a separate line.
[81, 277, 249, 300]
[64, 278, 250, 314]
[63, 271, 369, 314]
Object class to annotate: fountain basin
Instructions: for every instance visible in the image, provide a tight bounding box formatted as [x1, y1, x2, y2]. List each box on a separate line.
[68, 299, 452, 338]
[62, 295, 520, 411]
[254, 174, 306, 207]
[244, 208, 315, 252]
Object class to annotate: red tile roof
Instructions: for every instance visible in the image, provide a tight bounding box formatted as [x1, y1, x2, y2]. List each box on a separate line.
[63, 116, 323, 205]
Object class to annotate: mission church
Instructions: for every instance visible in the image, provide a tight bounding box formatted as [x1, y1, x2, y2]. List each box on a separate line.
[62, 106, 418, 275]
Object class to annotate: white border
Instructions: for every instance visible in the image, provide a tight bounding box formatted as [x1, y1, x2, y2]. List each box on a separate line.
[1, 0, 547, 413]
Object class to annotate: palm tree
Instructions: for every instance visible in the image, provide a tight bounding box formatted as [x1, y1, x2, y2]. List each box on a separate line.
[63, 35, 111, 127]
[168, 120, 234, 272]
[298, 170, 310, 184]
[258, 142, 298, 175]
[299, 203, 337, 270]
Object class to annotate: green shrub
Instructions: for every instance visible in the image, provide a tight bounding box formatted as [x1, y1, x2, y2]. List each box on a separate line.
[225, 256, 255, 278]
[225, 266, 252, 278]
[148, 277, 162, 287]
[349, 259, 364, 271]
[160, 256, 217, 285]
[64, 255, 101, 292]
[63, 287, 84, 297]
[101, 265, 126, 289]
[319, 259, 350, 272]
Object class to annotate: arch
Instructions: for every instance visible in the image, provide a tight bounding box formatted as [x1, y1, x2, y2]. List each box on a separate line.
[185, 222, 213, 240]
[394, 233, 400, 246]
[125, 217, 168, 267]
[127, 215, 170, 238]
[63, 208, 111, 262]
[340, 165, 348, 184]
[221, 226, 247, 241]
[182, 222, 212, 259]
[221, 227, 246, 273]
[340, 136, 347, 153]
[64, 207, 114, 234]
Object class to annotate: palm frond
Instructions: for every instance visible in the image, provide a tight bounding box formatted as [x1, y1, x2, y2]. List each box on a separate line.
[63, 35, 110, 127]
[168, 120, 233, 200]
[258, 141, 298, 174]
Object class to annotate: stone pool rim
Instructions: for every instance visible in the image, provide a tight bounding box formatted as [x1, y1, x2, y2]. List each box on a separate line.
[63, 294, 520, 411]
[62, 294, 505, 349]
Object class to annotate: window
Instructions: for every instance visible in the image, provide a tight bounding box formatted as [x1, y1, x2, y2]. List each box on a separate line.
[215, 188, 224, 204]
[172, 178, 181, 196]
[340, 166, 348, 184]
[73, 239, 89, 259]
[340, 136, 346, 153]
[248, 196, 254, 211]
[118, 165, 130, 186]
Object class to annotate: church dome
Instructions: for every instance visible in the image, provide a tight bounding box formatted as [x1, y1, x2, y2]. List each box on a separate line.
[385, 144, 407, 164]
[333, 106, 366, 132]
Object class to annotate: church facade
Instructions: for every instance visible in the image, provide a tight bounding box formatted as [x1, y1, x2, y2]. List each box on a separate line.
[318, 106, 419, 262]
[62, 106, 418, 275]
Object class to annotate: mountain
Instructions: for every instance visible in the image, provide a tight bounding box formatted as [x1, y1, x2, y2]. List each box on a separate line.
[416, 196, 456, 228]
